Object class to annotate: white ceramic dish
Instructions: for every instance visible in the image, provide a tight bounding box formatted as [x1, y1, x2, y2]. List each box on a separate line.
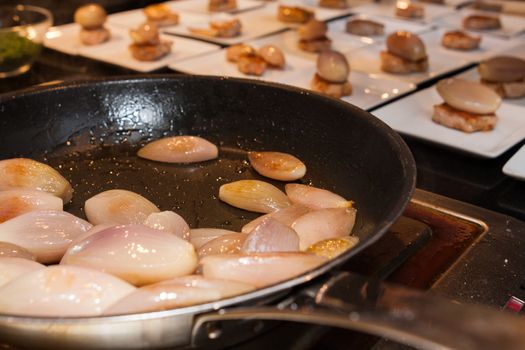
[108, 7, 209, 31]
[351, 1, 456, 24]
[76, 25, 220, 72]
[372, 81, 525, 158]
[44, 23, 84, 55]
[166, 0, 264, 14]
[436, 9, 525, 38]
[346, 29, 472, 85]
[503, 144, 525, 181]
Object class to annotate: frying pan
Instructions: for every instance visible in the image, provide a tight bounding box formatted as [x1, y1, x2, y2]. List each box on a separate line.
[0, 75, 523, 350]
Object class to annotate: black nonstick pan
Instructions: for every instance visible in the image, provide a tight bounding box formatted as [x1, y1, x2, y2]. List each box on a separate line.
[0, 76, 523, 350]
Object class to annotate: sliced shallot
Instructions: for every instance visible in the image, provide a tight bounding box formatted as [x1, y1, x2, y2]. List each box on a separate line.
[104, 275, 254, 315]
[0, 265, 135, 317]
[190, 228, 239, 249]
[201, 253, 327, 288]
[137, 136, 218, 163]
[285, 183, 353, 210]
[219, 180, 291, 213]
[197, 232, 247, 258]
[0, 189, 63, 223]
[291, 207, 357, 250]
[241, 205, 310, 234]
[241, 217, 299, 253]
[0, 158, 73, 203]
[306, 236, 360, 259]
[248, 151, 306, 181]
[84, 189, 160, 225]
[0, 210, 93, 263]
[0, 242, 36, 260]
[144, 210, 190, 240]
[61, 225, 198, 286]
[0, 257, 45, 287]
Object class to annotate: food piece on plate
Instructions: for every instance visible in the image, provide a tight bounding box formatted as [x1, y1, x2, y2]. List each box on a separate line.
[144, 211, 190, 240]
[432, 78, 501, 132]
[478, 56, 525, 99]
[104, 275, 254, 315]
[84, 189, 160, 225]
[248, 151, 306, 181]
[0, 210, 92, 263]
[129, 22, 172, 61]
[201, 252, 327, 287]
[291, 207, 357, 250]
[441, 30, 481, 51]
[0, 265, 135, 317]
[463, 14, 501, 30]
[209, 0, 238, 12]
[380, 31, 428, 74]
[190, 228, 240, 249]
[298, 19, 332, 53]
[0, 158, 73, 203]
[417, 0, 444, 3]
[197, 232, 247, 258]
[0, 242, 36, 260]
[306, 236, 360, 259]
[346, 18, 385, 36]
[285, 183, 353, 210]
[61, 224, 198, 286]
[278, 5, 315, 24]
[395, 1, 424, 19]
[143, 3, 179, 27]
[189, 18, 242, 38]
[319, 0, 348, 9]
[237, 52, 268, 76]
[241, 205, 310, 234]
[219, 180, 291, 213]
[0, 257, 44, 287]
[241, 217, 300, 253]
[138, 135, 219, 163]
[74, 3, 111, 45]
[226, 43, 256, 62]
[0, 189, 62, 223]
[258, 45, 286, 69]
[311, 50, 352, 98]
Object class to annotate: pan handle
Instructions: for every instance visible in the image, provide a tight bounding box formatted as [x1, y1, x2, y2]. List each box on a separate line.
[192, 271, 525, 350]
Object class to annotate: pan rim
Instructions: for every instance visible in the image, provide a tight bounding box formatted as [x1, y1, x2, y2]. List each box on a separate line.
[0, 74, 416, 323]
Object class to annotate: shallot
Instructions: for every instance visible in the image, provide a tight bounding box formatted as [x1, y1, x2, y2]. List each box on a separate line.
[306, 236, 360, 259]
[219, 180, 291, 213]
[0, 257, 44, 287]
[197, 232, 247, 258]
[0, 189, 63, 223]
[285, 183, 353, 210]
[241, 205, 310, 233]
[0, 242, 36, 260]
[436, 78, 501, 114]
[190, 228, 240, 249]
[144, 211, 190, 240]
[248, 151, 306, 181]
[137, 136, 218, 163]
[242, 217, 299, 253]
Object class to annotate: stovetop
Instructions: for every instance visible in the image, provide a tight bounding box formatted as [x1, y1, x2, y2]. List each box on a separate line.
[226, 189, 525, 350]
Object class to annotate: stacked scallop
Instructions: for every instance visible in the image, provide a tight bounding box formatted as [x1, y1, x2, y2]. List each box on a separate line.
[0, 136, 358, 317]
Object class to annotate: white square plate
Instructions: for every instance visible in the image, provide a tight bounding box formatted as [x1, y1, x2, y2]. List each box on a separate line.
[77, 25, 220, 72]
[503, 144, 525, 181]
[436, 9, 525, 38]
[347, 29, 472, 85]
[167, 0, 264, 14]
[328, 14, 432, 46]
[372, 78, 525, 158]
[351, 1, 455, 24]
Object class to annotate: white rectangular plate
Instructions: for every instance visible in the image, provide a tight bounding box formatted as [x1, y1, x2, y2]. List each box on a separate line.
[436, 9, 525, 38]
[44, 23, 83, 55]
[108, 7, 210, 30]
[503, 144, 525, 181]
[169, 34, 415, 110]
[351, 1, 455, 24]
[167, 0, 264, 14]
[77, 25, 220, 72]
[347, 29, 472, 85]
[372, 79, 525, 158]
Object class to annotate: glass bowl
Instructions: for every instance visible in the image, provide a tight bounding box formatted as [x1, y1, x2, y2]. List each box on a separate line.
[0, 5, 53, 78]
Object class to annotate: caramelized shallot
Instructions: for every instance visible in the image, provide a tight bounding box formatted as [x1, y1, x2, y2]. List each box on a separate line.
[0, 265, 135, 317]
[138, 136, 218, 163]
[306, 236, 359, 259]
[0, 210, 92, 263]
[144, 211, 190, 240]
[241, 217, 299, 253]
[190, 228, 240, 249]
[258, 45, 286, 68]
[201, 252, 327, 287]
[0, 257, 44, 287]
[0, 242, 36, 260]
[316, 50, 350, 84]
[285, 183, 353, 209]
[0, 189, 63, 223]
[291, 207, 357, 250]
[197, 233, 247, 258]
[61, 225, 198, 286]
[84, 189, 160, 225]
[241, 205, 310, 234]
[0, 158, 73, 203]
[219, 180, 291, 213]
[248, 151, 306, 181]
[436, 78, 501, 114]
